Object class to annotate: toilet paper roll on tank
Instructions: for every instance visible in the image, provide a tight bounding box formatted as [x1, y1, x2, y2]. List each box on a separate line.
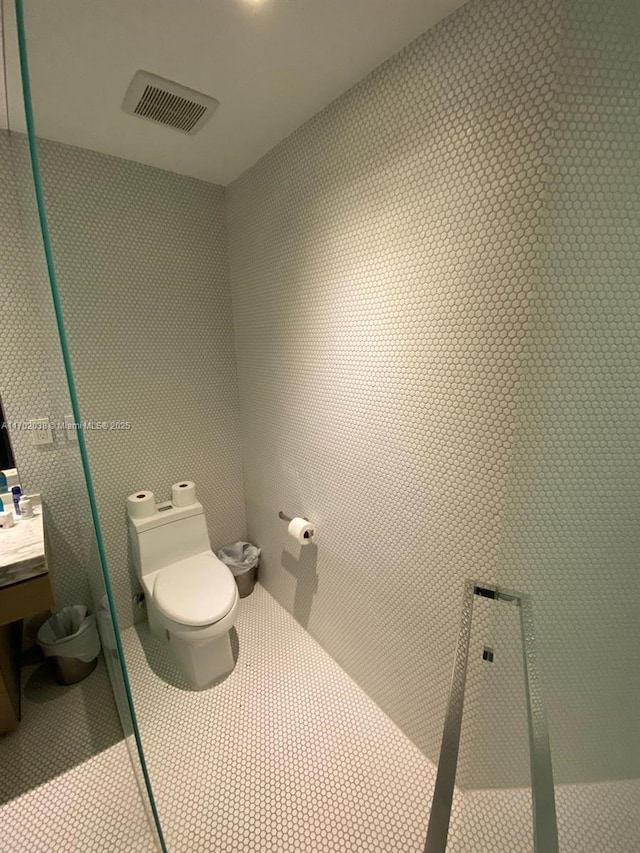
[127, 482, 197, 520]
[172, 481, 197, 507]
[126, 490, 156, 520]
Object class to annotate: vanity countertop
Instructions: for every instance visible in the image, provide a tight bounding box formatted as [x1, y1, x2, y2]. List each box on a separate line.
[0, 508, 47, 589]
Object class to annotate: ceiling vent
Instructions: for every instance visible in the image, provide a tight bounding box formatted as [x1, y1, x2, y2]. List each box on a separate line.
[122, 70, 219, 135]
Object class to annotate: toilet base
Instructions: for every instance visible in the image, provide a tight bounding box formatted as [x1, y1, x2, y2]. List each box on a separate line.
[168, 630, 235, 689]
[147, 601, 165, 640]
[141, 580, 239, 689]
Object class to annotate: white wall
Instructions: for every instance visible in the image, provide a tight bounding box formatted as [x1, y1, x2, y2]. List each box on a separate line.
[227, 0, 639, 788]
[0, 140, 245, 626]
[34, 139, 246, 627]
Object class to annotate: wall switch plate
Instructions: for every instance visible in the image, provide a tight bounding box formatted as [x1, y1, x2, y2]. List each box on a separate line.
[29, 418, 53, 446]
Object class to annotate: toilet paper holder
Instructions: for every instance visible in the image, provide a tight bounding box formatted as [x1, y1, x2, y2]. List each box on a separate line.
[278, 511, 309, 524]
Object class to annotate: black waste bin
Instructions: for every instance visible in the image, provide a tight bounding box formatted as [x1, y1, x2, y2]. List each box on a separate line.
[218, 542, 261, 598]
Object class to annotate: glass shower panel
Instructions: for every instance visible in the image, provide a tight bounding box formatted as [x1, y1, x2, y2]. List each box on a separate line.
[2, 1, 165, 848]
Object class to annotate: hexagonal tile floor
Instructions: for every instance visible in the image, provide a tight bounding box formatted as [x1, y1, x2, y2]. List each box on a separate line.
[0, 657, 157, 852]
[3, 586, 636, 852]
[122, 584, 441, 852]
[121, 584, 640, 853]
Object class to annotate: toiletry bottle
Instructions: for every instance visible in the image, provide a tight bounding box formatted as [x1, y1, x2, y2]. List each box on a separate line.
[0, 472, 7, 492]
[12, 485, 22, 515]
[0, 496, 4, 512]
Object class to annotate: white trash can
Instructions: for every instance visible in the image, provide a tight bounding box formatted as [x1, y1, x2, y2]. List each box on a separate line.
[37, 605, 101, 685]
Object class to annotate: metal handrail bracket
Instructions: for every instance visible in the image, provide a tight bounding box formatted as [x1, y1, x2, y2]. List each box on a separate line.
[424, 580, 559, 853]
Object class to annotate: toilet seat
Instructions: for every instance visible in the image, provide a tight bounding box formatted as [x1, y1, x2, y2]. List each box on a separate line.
[153, 551, 237, 627]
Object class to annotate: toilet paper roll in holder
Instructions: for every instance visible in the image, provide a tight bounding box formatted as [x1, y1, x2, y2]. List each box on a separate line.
[279, 511, 315, 544]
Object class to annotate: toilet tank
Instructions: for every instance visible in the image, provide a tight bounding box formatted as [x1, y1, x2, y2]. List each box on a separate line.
[129, 501, 211, 577]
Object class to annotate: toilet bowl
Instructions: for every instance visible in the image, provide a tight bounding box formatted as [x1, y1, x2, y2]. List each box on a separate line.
[128, 496, 240, 689]
[143, 552, 239, 687]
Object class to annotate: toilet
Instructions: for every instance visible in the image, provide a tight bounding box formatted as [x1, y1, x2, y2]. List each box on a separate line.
[128, 498, 239, 688]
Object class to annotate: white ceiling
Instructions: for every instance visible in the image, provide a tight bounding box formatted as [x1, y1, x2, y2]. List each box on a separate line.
[4, 0, 467, 185]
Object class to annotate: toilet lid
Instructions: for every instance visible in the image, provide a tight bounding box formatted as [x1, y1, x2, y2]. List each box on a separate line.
[153, 552, 237, 627]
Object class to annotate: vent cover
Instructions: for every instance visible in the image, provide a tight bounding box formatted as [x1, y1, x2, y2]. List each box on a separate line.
[122, 70, 219, 135]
